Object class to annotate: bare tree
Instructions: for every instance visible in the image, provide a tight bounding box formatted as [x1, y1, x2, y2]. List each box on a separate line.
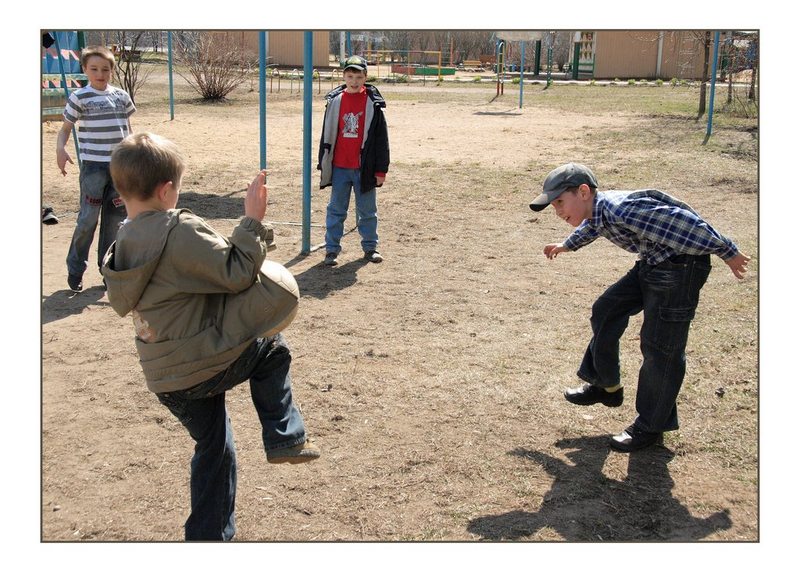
[112, 30, 153, 105]
[173, 32, 256, 101]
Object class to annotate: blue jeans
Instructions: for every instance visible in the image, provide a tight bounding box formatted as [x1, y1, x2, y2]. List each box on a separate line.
[155, 334, 307, 541]
[577, 254, 712, 433]
[66, 161, 126, 278]
[325, 167, 378, 254]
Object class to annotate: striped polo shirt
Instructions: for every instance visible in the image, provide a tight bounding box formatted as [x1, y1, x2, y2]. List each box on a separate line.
[63, 85, 135, 163]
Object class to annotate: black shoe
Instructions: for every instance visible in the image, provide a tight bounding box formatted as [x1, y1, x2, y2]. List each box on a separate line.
[42, 205, 59, 225]
[609, 424, 664, 452]
[564, 383, 623, 407]
[67, 273, 83, 292]
[364, 250, 383, 263]
[324, 252, 339, 266]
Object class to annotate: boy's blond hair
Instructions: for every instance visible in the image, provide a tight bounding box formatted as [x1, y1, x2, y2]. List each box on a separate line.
[80, 45, 116, 70]
[110, 133, 185, 201]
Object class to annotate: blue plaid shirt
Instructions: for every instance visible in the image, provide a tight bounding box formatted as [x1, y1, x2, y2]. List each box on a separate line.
[562, 190, 740, 265]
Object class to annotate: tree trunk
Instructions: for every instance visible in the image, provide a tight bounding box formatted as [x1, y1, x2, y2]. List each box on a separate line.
[749, 58, 758, 101]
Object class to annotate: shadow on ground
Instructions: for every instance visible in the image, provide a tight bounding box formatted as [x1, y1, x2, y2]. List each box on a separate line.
[288, 256, 369, 299]
[467, 435, 732, 541]
[42, 286, 109, 325]
[177, 190, 258, 219]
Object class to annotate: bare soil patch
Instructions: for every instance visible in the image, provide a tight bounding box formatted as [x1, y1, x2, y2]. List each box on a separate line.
[41, 70, 758, 541]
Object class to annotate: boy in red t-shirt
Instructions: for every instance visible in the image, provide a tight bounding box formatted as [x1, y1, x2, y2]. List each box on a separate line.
[317, 55, 390, 266]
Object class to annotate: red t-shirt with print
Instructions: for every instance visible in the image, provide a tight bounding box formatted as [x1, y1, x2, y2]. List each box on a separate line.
[333, 88, 367, 169]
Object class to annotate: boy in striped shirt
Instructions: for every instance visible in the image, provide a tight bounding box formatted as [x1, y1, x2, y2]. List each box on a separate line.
[56, 45, 135, 292]
[532, 163, 750, 452]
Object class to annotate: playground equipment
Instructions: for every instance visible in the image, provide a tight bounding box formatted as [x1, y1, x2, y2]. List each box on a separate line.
[363, 49, 454, 82]
[41, 31, 87, 121]
[495, 31, 545, 107]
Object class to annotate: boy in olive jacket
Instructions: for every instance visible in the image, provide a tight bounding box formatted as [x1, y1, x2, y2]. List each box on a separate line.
[102, 132, 319, 541]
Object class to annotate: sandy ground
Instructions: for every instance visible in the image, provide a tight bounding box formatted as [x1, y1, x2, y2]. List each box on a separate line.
[40, 75, 758, 543]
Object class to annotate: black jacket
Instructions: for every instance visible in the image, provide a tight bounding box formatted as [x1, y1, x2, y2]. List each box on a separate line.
[317, 84, 390, 193]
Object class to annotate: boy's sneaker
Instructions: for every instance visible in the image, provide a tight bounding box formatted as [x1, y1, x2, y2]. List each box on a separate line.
[564, 383, 623, 407]
[364, 250, 383, 263]
[42, 206, 59, 225]
[324, 252, 339, 266]
[67, 274, 83, 292]
[267, 440, 321, 464]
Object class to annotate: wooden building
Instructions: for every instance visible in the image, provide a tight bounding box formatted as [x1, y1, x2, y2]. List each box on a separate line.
[206, 31, 331, 69]
[579, 31, 711, 80]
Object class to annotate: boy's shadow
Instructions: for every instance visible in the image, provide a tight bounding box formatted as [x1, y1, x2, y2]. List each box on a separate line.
[467, 435, 732, 541]
[178, 191, 250, 219]
[287, 255, 369, 299]
[41, 286, 108, 325]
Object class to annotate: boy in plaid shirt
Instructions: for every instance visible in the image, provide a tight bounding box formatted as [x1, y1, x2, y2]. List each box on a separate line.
[532, 163, 750, 451]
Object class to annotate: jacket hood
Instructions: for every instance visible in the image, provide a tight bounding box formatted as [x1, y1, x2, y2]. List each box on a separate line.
[102, 210, 181, 317]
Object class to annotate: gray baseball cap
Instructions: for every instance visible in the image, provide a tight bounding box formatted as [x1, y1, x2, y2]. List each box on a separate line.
[343, 55, 367, 73]
[529, 162, 598, 211]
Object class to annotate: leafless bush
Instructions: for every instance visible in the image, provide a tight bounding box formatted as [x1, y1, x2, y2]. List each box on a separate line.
[173, 32, 256, 101]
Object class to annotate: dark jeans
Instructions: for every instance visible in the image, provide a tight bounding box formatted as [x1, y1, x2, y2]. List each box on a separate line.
[156, 334, 307, 541]
[577, 254, 712, 433]
[66, 161, 126, 278]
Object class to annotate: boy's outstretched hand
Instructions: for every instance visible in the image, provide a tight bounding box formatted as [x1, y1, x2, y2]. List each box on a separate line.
[726, 252, 751, 279]
[245, 170, 268, 222]
[57, 148, 74, 176]
[544, 243, 568, 260]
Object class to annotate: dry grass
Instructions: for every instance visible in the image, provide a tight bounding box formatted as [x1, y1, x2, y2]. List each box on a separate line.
[41, 67, 757, 542]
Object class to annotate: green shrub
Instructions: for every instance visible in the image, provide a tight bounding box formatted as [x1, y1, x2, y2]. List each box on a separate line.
[472, 76, 482, 82]
[655, 78, 664, 86]
[511, 77, 520, 84]
[627, 78, 636, 85]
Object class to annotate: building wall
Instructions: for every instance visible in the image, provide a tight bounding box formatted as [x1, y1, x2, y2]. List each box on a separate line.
[592, 31, 708, 80]
[207, 31, 331, 68]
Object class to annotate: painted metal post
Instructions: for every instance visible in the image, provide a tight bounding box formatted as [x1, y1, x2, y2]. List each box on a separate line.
[301, 31, 313, 254]
[259, 31, 267, 169]
[546, 33, 553, 85]
[346, 32, 352, 58]
[167, 31, 174, 120]
[53, 32, 81, 168]
[705, 31, 721, 143]
[534, 39, 541, 75]
[572, 41, 580, 80]
[519, 41, 525, 108]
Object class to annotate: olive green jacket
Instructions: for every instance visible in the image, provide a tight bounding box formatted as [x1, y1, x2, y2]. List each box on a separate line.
[102, 209, 275, 393]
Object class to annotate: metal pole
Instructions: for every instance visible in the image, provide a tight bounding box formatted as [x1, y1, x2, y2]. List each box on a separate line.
[53, 32, 81, 168]
[704, 31, 721, 143]
[346, 31, 352, 58]
[534, 39, 541, 75]
[259, 31, 267, 169]
[167, 31, 174, 120]
[301, 31, 313, 254]
[519, 41, 525, 108]
[572, 40, 580, 80]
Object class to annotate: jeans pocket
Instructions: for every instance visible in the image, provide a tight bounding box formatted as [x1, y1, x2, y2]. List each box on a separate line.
[649, 306, 695, 351]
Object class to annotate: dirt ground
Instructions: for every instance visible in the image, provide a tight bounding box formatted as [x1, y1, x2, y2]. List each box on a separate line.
[40, 69, 758, 543]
